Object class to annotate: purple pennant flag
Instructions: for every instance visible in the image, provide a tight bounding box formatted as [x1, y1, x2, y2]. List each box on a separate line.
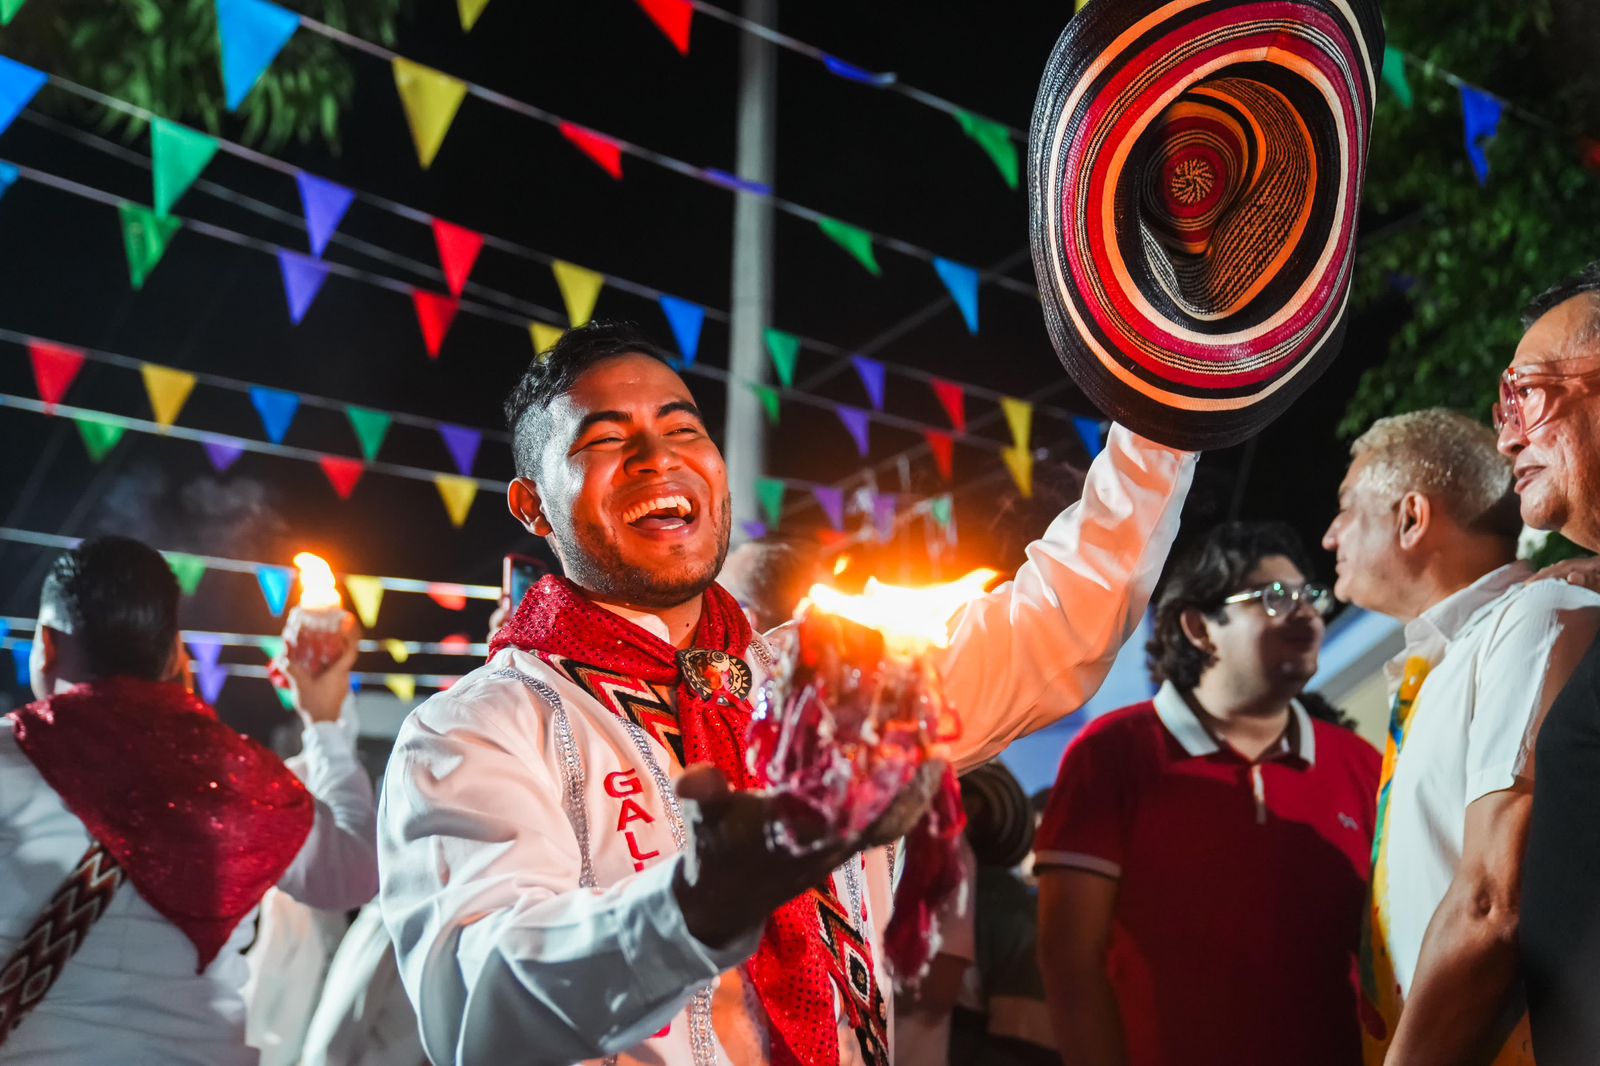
[276, 249, 330, 324]
[849, 355, 887, 410]
[872, 493, 898, 543]
[188, 636, 223, 671]
[295, 172, 355, 257]
[740, 520, 768, 541]
[197, 662, 228, 705]
[204, 438, 245, 473]
[438, 424, 483, 476]
[702, 168, 773, 197]
[836, 405, 871, 456]
[812, 485, 846, 531]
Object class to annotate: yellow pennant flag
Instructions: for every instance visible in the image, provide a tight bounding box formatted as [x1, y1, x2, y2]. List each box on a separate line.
[1000, 395, 1034, 451]
[382, 638, 411, 663]
[1076, 0, 1091, 10]
[392, 58, 468, 169]
[457, 0, 492, 31]
[139, 363, 197, 429]
[435, 474, 478, 527]
[529, 321, 564, 358]
[552, 260, 604, 327]
[344, 575, 385, 629]
[1002, 446, 1035, 498]
[385, 674, 417, 703]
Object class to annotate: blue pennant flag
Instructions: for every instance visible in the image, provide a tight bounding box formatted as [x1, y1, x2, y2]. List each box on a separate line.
[657, 295, 705, 366]
[702, 169, 772, 197]
[849, 355, 887, 410]
[295, 172, 354, 258]
[0, 161, 16, 202]
[13, 640, 33, 688]
[933, 258, 980, 334]
[1073, 417, 1105, 458]
[215, 0, 300, 110]
[256, 565, 293, 616]
[821, 55, 896, 87]
[277, 249, 329, 324]
[250, 386, 300, 444]
[1459, 85, 1503, 186]
[438, 424, 483, 476]
[0, 56, 47, 138]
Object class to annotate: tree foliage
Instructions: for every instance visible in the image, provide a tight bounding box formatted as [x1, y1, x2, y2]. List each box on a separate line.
[3, 0, 411, 152]
[1342, 0, 1600, 436]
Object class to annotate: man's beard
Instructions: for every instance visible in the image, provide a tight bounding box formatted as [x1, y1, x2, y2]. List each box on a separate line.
[554, 501, 733, 610]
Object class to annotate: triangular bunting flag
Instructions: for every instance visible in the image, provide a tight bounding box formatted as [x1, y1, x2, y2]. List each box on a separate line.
[12, 640, 32, 688]
[73, 418, 124, 462]
[1381, 47, 1413, 110]
[658, 295, 705, 366]
[558, 122, 624, 180]
[850, 355, 886, 410]
[428, 584, 468, 610]
[411, 290, 460, 358]
[139, 363, 197, 428]
[249, 387, 299, 444]
[258, 635, 286, 662]
[188, 636, 223, 671]
[385, 674, 417, 703]
[634, 0, 693, 54]
[1000, 396, 1033, 451]
[204, 438, 245, 472]
[0, 56, 47, 138]
[118, 203, 181, 290]
[924, 430, 955, 481]
[256, 564, 293, 616]
[1, 0, 28, 27]
[28, 340, 84, 411]
[382, 637, 409, 663]
[1460, 85, 1502, 185]
[438, 424, 482, 476]
[273, 684, 297, 711]
[457, 0, 492, 31]
[197, 662, 228, 705]
[552, 260, 604, 326]
[392, 57, 468, 169]
[295, 172, 354, 257]
[339, 408, 390, 463]
[1002, 446, 1034, 498]
[835, 405, 871, 456]
[277, 249, 329, 324]
[345, 575, 384, 629]
[435, 474, 478, 527]
[929, 494, 954, 529]
[763, 328, 800, 388]
[167, 552, 208, 596]
[812, 485, 845, 531]
[530, 321, 564, 356]
[821, 55, 894, 86]
[816, 217, 881, 276]
[318, 455, 365, 499]
[215, 0, 299, 110]
[431, 218, 484, 297]
[740, 520, 768, 541]
[952, 109, 1019, 189]
[150, 119, 218, 217]
[930, 378, 966, 432]
[755, 477, 785, 528]
[872, 493, 898, 543]
[1073, 417, 1105, 458]
[749, 383, 780, 425]
[933, 258, 980, 334]
[0, 161, 17, 201]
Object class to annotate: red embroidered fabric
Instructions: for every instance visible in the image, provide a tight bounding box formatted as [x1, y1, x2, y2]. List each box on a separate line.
[8, 677, 314, 971]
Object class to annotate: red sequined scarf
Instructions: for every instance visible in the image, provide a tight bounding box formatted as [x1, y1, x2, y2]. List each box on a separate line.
[490, 576, 878, 1066]
[8, 677, 314, 971]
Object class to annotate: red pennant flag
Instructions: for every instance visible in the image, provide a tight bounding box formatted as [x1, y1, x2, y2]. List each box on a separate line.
[29, 340, 86, 411]
[558, 122, 624, 180]
[318, 456, 365, 499]
[634, 0, 692, 54]
[1581, 136, 1600, 173]
[411, 290, 460, 358]
[817, 529, 853, 550]
[431, 219, 485, 297]
[930, 378, 966, 433]
[924, 430, 955, 481]
[428, 583, 468, 610]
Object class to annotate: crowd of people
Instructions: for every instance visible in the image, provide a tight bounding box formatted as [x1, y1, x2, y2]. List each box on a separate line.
[4, 260, 1600, 1066]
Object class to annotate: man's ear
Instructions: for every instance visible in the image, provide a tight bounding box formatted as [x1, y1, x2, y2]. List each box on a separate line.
[1396, 491, 1431, 551]
[37, 625, 59, 676]
[508, 477, 553, 538]
[1178, 607, 1216, 655]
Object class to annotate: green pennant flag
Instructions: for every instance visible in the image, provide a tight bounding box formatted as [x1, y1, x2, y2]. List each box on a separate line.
[345, 406, 393, 462]
[1381, 47, 1414, 110]
[755, 477, 786, 528]
[151, 119, 219, 216]
[166, 552, 208, 596]
[258, 636, 286, 662]
[1, 0, 27, 25]
[73, 417, 125, 462]
[763, 328, 801, 387]
[816, 217, 881, 277]
[748, 383, 780, 426]
[274, 684, 298, 711]
[929, 494, 954, 529]
[118, 203, 181, 290]
[953, 109, 1019, 190]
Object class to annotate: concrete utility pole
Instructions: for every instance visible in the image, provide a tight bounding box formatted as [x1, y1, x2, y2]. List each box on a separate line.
[725, 0, 776, 537]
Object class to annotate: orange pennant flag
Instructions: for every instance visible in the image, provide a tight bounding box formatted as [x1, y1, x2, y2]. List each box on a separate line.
[345, 575, 384, 629]
[392, 58, 468, 169]
[139, 363, 197, 429]
[435, 474, 478, 527]
[552, 260, 604, 326]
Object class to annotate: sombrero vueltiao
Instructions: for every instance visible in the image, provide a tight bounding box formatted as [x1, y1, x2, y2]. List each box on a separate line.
[1028, 0, 1385, 451]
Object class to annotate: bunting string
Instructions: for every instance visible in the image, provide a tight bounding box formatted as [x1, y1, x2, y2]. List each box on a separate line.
[0, 619, 486, 657]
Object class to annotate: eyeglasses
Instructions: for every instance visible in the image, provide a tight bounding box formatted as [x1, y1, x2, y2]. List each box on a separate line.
[1492, 352, 1600, 438]
[1221, 581, 1334, 618]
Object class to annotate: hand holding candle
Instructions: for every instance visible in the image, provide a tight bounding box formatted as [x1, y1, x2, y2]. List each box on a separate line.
[285, 552, 353, 677]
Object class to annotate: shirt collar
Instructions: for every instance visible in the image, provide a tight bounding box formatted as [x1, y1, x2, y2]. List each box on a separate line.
[592, 600, 675, 645]
[1152, 681, 1316, 765]
[1403, 561, 1530, 649]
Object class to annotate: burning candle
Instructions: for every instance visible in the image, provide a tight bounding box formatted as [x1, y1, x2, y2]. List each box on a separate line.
[285, 551, 351, 676]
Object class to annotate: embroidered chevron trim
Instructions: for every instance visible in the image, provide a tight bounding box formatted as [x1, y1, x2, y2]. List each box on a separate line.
[539, 654, 687, 767]
[815, 885, 890, 1066]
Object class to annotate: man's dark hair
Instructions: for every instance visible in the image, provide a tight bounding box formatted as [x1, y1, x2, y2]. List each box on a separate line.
[40, 536, 179, 681]
[1523, 260, 1600, 335]
[1146, 521, 1316, 689]
[503, 320, 677, 479]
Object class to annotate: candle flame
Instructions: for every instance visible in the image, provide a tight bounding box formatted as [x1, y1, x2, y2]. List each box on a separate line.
[804, 568, 999, 656]
[293, 552, 342, 610]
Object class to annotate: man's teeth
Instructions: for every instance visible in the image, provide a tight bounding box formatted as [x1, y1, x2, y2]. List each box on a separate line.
[622, 495, 693, 524]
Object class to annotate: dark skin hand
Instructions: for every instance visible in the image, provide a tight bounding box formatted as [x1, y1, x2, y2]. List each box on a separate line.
[673, 759, 945, 949]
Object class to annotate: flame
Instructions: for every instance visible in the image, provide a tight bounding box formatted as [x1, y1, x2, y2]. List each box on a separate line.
[293, 552, 342, 610]
[803, 568, 999, 656]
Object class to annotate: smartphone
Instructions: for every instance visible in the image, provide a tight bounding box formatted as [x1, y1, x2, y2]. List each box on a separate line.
[503, 553, 545, 608]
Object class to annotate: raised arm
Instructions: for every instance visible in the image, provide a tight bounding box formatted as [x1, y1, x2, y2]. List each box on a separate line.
[937, 425, 1194, 769]
[276, 720, 380, 910]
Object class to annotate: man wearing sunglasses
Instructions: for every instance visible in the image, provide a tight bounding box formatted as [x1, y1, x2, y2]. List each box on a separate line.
[1034, 522, 1379, 1066]
[1496, 263, 1600, 1065]
[1323, 408, 1600, 1066]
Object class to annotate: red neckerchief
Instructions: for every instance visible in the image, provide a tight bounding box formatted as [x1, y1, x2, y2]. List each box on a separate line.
[8, 677, 314, 971]
[491, 575, 876, 1066]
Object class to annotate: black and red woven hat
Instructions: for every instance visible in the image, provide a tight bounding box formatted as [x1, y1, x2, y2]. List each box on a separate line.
[1028, 0, 1385, 451]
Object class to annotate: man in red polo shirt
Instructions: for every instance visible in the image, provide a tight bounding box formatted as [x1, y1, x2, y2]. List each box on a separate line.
[1034, 521, 1379, 1066]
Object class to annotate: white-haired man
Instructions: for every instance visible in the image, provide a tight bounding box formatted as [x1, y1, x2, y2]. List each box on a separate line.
[1322, 408, 1600, 1066]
